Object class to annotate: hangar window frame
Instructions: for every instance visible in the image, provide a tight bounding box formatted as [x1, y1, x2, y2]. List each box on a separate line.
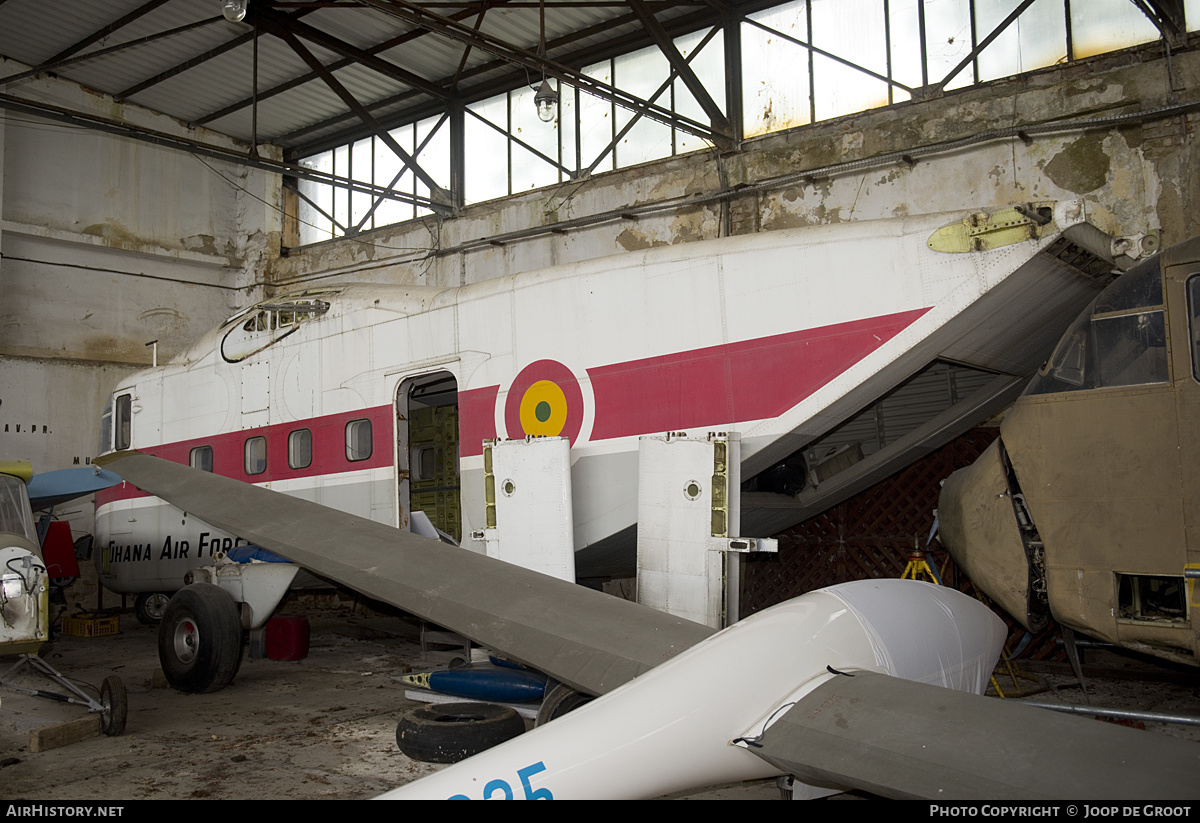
[289, 0, 1189, 247]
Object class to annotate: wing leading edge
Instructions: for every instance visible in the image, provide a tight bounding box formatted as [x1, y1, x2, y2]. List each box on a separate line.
[98, 451, 714, 696]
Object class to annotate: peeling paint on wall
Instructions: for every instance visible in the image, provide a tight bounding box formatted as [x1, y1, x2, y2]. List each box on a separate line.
[1044, 134, 1111, 193]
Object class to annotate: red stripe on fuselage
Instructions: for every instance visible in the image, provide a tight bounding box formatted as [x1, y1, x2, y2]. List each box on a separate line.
[458, 385, 499, 458]
[95, 405, 393, 506]
[587, 308, 931, 441]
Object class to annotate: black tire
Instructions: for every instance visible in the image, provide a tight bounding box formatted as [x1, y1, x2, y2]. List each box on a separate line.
[99, 675, 127, 736]
[158, 583, 244, 694]
[134, 592, 171, 625]
[395, 702, 525, 764]
[535, 682, 593, 726]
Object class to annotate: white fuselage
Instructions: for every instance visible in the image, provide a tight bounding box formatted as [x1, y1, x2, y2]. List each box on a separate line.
[95, 206, 1091, 593]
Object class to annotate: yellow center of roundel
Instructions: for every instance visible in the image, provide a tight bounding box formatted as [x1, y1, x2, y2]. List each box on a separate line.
[519, 380, 568, 436]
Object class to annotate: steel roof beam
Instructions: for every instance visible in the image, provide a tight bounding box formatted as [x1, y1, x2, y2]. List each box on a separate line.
[112, 7, 318, 103]
[580, 22, 719, 176]
[274, 1, 650, 149]
[1134, 0, 1186, 40]
[254, 6, 449, 99]
[268, 22, 453, 207]
[350, 109, 449, 234]
[44, 0, 172, 65]
[189, 0, 503, 129]
[626, 0, 730, 136]
[0, 16, 225, 86]
[358, 0, 725, 146]
[280, 1, 723, 156]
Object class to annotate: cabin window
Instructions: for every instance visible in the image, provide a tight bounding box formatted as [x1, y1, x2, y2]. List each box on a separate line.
[289, 429, 313, 470]
[1187, 275, 1200, 383]
[190, 446, 214, 473]
[115, 394, 132, 451]
[346, 419, 372, 462]
[245, 436, 267, 475]
[412, 446, 435, 482]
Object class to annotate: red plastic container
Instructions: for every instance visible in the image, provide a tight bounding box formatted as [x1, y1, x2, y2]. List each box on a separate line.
[265, 614, 310, 661]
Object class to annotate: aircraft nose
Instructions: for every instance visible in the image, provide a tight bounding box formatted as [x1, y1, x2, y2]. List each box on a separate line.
[939, 438, 1042, 632]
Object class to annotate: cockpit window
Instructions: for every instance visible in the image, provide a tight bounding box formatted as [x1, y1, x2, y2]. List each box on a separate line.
[0, 474, 37, 543]
[223, 298, 331, 364]
[1027, 256, 1168, 396]
[98, 396, 113, 455]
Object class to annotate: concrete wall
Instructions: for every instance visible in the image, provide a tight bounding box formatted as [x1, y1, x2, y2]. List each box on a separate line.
[269, 41, 1199, 293]
[0, 67, 279, 566]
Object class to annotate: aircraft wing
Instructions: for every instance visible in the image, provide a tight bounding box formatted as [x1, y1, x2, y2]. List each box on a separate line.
[98, 451, 714, 696]
[102, 452, 1200, 800]
[754, 671, 1200, 800]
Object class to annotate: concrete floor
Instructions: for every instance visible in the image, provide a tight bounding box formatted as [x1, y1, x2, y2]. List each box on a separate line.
[3, 601, 1198, 801]
[0, 604, 781, 800]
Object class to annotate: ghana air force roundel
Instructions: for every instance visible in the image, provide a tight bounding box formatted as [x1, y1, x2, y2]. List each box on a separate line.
[505, 360, 585, 444]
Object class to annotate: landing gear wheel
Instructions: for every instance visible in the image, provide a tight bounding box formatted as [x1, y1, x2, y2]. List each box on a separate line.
[158, 583, 244, 694]
[99, 675, 127, 736]
[395, 702, 525, 763]
[134, 592, 171, 625]
[535, 681, 593, 726]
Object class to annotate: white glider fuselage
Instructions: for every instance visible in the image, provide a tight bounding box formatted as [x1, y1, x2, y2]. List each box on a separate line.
[95, 203, 1105, 590]
[378, 579, 1006, 800]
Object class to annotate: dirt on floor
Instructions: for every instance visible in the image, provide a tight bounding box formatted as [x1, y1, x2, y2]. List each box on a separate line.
[3, 600, 1198, 801]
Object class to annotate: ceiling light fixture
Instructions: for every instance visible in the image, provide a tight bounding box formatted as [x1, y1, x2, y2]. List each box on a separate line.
[222, 0, 248, 23]
[534, 0, 558, 123]
[534, 79, 558, 123]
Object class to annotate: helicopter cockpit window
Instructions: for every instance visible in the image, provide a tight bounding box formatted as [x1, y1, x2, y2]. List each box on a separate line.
[1187, 274, 1200, 383]
[0, 474, 37, 544]
[1027, 256, 1167, 396]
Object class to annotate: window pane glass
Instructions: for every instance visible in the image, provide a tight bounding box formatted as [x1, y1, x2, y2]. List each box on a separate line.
[975, 0, 1066, 83]
[580, 60, 615, 174]
[510, 85, 561, 190]
[889, 0, 925, 89]
[374, 126, 411, 229]
[466, 96, 510, 202]
[742, 5, 811, 138]
[1072, 0, 1160, 58]
[925, 0, 974, 90]
[333, 144, 350, 232]
[346, 419, 373, 462]
[351, 137, 374, 231]
[245, 436, 267, 475]
[813, 54, 890, 121]
[298, 151, 334, 245]
[674, 29, 722, 155]
[415, 114, 451, 219]
[559, 83, 579, 174]
[289, 429, 313, 470]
